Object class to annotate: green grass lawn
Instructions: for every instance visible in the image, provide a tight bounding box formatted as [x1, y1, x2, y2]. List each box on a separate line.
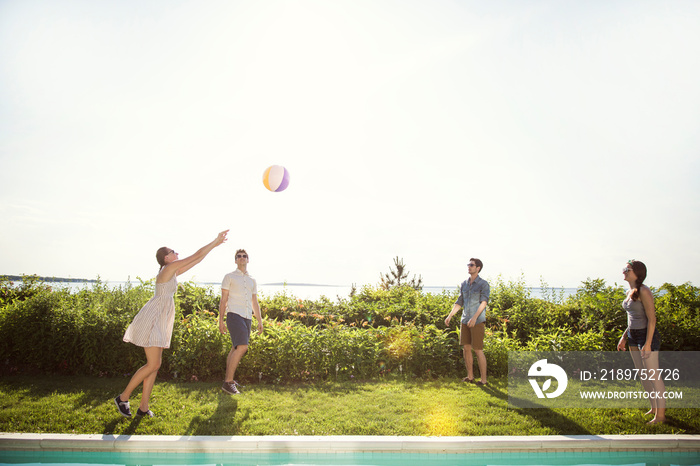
[0, 375, 697, 436]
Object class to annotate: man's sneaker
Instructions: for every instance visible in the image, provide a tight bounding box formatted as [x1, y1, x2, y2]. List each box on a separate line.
[233, 380, 244, 390]
[222, 381, 240, 395]
[136, 408, 154, 418]
[114, 395, 132, 418]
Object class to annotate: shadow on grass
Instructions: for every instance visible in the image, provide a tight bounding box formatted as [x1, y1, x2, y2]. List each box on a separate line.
[662, 416, 696, 431]
[480, 380, 592, 434]
[103, 415, 145, 435]
[249, 379, 374, 395]
[184, 391, 242, 436]
[517, 408, 592, 434]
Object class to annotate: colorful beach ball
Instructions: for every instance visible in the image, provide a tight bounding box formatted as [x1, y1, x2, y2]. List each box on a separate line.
[262, 165, 290, 192]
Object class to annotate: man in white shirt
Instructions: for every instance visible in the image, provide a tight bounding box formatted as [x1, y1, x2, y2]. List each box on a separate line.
[218, 249, 263, 394]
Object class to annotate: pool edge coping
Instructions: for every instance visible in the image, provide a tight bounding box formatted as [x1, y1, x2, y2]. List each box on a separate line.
[1, 434, 699, 453]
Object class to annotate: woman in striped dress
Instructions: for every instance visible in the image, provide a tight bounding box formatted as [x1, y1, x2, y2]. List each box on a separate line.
[114, 230, 228, 418]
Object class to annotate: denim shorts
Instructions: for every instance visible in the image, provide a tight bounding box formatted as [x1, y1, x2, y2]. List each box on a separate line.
[627, 327, 661, 351]
[226, 313, 252, 349]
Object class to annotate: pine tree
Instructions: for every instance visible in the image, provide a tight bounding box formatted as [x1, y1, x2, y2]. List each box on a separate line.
[380, 256, 423, 291]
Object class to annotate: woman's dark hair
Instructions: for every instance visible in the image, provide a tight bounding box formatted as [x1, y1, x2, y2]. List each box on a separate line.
[628, 259, 647, 301]
[156, 247, 171, 268]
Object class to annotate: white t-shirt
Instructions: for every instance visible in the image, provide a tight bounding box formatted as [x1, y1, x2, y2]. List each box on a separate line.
[221, 269, 257, 319]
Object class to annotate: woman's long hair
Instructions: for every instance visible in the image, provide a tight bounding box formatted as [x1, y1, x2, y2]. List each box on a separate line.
[628, 260, 647, 301]
[156, 247, 171, 270]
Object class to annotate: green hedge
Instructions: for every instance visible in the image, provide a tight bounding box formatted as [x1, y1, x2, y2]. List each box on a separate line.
[1, 275, 698, 382]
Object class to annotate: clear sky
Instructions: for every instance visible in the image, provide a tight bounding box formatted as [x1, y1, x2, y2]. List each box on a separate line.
[1, 0, 699, 289]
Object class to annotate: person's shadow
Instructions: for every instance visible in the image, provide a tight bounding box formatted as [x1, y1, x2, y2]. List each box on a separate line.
[184, 392, 244, 436]
[103, 415, 146, 435]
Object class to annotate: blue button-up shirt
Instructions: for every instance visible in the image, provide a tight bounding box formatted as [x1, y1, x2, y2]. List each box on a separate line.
[455, 276, 490, 324]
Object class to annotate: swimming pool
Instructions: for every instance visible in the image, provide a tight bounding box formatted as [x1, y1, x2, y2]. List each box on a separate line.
[1, 434, 698, 466]
[1, 449, 699, 466]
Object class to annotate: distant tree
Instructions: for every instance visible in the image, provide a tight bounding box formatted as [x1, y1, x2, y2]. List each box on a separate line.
[380, 257, 423, 291]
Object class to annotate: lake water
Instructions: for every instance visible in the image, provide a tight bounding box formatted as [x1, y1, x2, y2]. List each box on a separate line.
[255, 284, 578, 301]
[17, 280, 578, 302]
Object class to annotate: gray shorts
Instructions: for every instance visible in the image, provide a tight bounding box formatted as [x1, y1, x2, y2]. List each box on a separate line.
[226, 313, 252, 349]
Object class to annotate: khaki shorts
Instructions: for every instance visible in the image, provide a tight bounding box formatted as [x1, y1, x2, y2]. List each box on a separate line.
[460, 322, 485, 350]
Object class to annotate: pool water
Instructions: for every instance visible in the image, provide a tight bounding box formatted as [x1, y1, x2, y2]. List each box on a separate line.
[1, 450, 699, 466]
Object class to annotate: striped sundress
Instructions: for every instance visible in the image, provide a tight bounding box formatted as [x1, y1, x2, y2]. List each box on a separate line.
[123, 274, 177, 348]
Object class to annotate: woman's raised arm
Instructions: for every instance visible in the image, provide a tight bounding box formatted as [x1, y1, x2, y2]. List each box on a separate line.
[157, 230, 229, 282]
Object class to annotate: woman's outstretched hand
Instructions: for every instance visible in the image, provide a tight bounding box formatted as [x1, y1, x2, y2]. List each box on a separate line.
[215, 230, 229, 247]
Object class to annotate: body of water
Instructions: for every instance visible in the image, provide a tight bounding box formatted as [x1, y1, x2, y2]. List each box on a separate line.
[256, 284, 578, 301]
[11, 279, 578, 302]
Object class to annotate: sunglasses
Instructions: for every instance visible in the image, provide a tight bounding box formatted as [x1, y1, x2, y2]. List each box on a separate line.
[622, 267, 631, 273]
[467, 263, 475, 267]
[168, 250, 177, 255]
[236, 254, 248, 259]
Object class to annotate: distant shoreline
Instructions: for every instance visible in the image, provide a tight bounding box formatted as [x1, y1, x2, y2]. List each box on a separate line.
[2, 275, 580, 293]
[1, 275, 98, 283]
[2, 276, 459, 290]
[2, 275, 583, 301]
[261, 282, 339, 287]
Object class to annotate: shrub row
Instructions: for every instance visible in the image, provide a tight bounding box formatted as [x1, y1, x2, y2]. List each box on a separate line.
[177, 317, 465, 383]
[1, 275, 698, 382]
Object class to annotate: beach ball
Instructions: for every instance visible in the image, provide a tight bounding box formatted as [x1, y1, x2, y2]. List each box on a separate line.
[262, 165, 290, 192]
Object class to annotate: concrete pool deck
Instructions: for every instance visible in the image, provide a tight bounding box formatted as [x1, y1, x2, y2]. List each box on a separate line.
[1, 433, 699, 453]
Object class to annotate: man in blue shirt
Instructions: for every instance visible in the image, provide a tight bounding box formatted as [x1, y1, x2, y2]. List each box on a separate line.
[445, 258, 490, 386]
